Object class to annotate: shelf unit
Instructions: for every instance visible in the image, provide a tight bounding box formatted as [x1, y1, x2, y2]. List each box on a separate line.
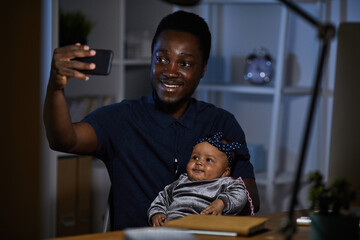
[196, 0, 289, 213]
[189, 0, 327, 213]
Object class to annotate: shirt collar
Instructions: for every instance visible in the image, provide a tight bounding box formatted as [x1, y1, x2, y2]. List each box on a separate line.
[145, 93, 196, 129]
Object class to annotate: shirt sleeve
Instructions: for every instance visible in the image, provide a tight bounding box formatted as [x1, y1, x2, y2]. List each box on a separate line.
[217, 178, 248, 215]
[231, 159, 255, 179]
[147, 181, 177, 225]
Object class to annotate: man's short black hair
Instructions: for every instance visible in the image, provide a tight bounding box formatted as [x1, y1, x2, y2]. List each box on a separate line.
[151, 10, 211, 66]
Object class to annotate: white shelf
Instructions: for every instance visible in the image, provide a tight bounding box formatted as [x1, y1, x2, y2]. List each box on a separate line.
[282, 86, 313, 95]
[112, 58, 151, 66]
[256, 171, 298, 185]
[203, 0, 279, 4]
[198, 83, 275, 95]
[281, 87, 333, 96]
[256, 171, 309, 191]
[124, 58, 151, 66]
[203, 0, 321, 3]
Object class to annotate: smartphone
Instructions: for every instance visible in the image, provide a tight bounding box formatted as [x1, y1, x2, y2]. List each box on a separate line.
[74, 49, 113, 75]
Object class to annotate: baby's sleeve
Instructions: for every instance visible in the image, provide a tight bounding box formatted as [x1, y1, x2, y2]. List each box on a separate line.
[218, 178, 248, 215]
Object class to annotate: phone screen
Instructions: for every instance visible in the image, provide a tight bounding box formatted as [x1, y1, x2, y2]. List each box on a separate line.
[74, 49, 113, 75]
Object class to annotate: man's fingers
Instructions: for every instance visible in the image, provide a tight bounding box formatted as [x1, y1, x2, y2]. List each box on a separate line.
[55, 65, 88, 81]
[53, 55, 96, 81]
[53, 44, 96, 61]
[71, 59, 96, 71]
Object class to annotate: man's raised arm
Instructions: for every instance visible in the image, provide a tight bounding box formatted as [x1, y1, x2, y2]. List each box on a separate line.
[43, 44, 98, 155]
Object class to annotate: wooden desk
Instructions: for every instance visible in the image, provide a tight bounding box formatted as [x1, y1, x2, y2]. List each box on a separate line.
[48, 210, 310, 240]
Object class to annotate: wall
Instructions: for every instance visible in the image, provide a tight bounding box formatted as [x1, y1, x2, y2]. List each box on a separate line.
[59, 0, 122, 98]
[1, 0, 43, 239]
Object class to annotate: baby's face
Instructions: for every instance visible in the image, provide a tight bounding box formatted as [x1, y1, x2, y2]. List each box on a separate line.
[186, 141, 230, 181]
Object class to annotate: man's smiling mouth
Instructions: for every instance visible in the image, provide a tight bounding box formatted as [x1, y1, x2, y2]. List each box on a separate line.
[163, 83, 180, 88]
[160, 79, 183, 89]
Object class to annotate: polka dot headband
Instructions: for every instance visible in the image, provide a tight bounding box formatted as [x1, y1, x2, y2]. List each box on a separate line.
[195, 132, 241, 167]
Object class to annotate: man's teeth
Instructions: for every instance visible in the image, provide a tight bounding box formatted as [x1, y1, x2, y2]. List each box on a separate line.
[164, 83, 179, 88]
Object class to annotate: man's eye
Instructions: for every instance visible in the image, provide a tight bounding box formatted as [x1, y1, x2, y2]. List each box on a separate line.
[156, 56, 168, 64]
[180, 61, 191, 68]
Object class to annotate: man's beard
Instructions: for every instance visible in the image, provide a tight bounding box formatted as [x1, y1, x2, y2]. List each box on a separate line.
[152, 90, 191, 112]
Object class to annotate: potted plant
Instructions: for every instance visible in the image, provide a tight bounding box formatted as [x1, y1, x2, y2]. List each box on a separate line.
[59, 9, 95, 47]
[307, 171, 359, 240]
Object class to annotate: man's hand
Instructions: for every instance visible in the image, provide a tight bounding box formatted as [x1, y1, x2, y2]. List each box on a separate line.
[49, 44, 96, 90]
[200, 199, 225, 215]
[151, 213, 167, 227]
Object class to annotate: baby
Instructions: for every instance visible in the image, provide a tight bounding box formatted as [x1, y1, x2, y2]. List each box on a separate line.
[148, 132, 248, 227]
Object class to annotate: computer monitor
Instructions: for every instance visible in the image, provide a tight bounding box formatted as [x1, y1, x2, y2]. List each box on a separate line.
[328, 22, 360, 206]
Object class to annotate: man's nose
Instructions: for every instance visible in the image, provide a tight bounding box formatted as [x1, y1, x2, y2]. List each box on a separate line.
[164, 62, 179, 78]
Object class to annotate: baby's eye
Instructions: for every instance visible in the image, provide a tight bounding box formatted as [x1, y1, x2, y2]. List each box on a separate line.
[192, 156, 199, 161]
[206, 158, 213, 162]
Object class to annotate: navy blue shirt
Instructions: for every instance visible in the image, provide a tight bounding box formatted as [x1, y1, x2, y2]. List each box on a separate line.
[82, 93, 254, 230]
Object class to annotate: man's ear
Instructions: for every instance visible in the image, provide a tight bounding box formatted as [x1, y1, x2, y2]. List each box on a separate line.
[200, 63, 207, 78]
[221, 167, 231, 177]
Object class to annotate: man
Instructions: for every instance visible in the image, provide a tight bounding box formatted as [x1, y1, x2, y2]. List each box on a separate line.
[44, 10, 259, 230]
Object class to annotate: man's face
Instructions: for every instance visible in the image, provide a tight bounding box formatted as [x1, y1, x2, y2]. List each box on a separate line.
[186, 142, 230, 181]
[150, 30, 206, 107]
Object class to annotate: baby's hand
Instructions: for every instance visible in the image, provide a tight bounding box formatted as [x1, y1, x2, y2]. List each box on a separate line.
[200, 199, 225, 215]
[151, 213, 167, 227]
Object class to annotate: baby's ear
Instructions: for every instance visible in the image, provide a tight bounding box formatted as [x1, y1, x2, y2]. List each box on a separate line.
[221, 167, 231, 177]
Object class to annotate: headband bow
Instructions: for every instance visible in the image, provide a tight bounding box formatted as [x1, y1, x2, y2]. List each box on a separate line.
[195, 132, 241, 167]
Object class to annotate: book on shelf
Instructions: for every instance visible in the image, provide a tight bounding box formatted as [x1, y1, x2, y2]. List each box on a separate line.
[164, 214, 268, 237]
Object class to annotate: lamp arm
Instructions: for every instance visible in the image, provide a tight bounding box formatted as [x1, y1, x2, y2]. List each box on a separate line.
[278, 0, 335, 41]
[278, 0, 319, 27]
[276, 1, 335, 239]
[281, 37, 332, 240]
